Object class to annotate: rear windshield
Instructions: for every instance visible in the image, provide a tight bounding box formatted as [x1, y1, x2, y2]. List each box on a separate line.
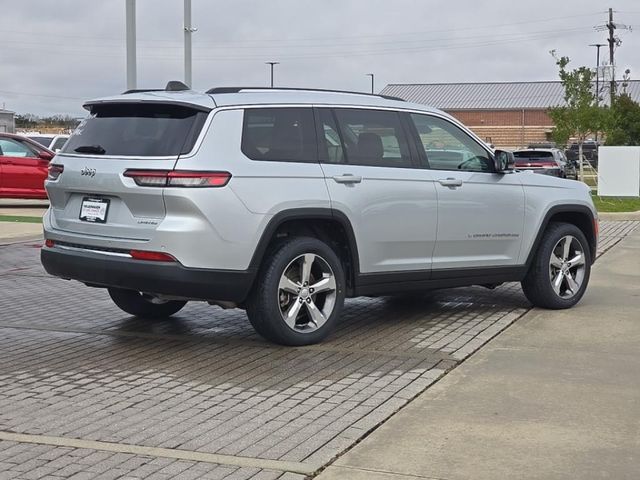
[62, 103, 208, 157]
[513, 151, 554, 162]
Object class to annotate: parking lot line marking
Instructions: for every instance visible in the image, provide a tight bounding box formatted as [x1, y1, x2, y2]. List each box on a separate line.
[0, 431, 316, 475]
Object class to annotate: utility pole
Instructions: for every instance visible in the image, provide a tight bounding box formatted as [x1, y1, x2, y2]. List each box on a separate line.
[125, 0, 137, 90]
[595, 8, 631, 105]
[366, 73, 375, 94]
[607, 8, 616, 104]
[184, 0, 197, 88]
[266, 62, 279, 88]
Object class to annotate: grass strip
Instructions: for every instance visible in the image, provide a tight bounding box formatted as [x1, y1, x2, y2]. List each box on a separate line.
[592, 195, 640, 213]
[0, 215, 42, 223]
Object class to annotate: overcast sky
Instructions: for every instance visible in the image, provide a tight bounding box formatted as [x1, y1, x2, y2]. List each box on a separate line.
[1, 0, 638, 116]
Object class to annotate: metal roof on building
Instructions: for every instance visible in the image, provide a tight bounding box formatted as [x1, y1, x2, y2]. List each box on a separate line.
[380, 81, 640, 110]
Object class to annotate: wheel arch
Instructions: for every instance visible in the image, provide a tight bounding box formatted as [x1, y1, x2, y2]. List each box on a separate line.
[525, 204, 598, 268]
[248, 208, 360, 293]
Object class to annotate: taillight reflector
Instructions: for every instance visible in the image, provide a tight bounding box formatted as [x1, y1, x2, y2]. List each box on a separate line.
[45, 239, 55, 248]
[124, 170, 231, 188]
[129, 250, 176, 262]
[47, 164, 64, 180]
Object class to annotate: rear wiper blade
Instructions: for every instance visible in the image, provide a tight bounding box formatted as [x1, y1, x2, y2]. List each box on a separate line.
[74, 145, 106, 155]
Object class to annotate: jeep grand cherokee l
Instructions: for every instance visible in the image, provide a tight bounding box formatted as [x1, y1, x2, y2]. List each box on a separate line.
[41, 83, 598, 346]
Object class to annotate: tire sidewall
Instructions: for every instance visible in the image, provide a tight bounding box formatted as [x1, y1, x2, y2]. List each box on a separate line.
[250, 237, 345, 346]
[531, 223, 592, 308]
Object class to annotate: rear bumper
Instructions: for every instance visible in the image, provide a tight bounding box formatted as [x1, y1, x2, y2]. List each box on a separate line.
[41, 247, 255, 303]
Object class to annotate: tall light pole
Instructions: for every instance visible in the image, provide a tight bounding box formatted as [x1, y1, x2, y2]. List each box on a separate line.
[266, 62, 279, 88]
[590, 43, 606, 143]
[184, 0, 197, 88]
[366, 73, 374, 94]
[589, 43, 606, 106]
[125, 0, 137, 90]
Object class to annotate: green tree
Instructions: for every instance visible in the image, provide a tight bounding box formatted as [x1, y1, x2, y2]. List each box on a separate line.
[548, 52, 604, 180]
[14, 113, 39, 129]
[605, 93, 640, 146]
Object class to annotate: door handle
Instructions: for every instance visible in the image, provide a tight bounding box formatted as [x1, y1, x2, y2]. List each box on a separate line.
[332, 174, 362, 184]
[438, 178, 463, 187]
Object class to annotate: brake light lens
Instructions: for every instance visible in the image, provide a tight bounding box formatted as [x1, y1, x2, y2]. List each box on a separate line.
[129, 250, 176, 262]
[45, 239, 55, 248]
[124, 170, 231, 188]
[47, 164, 64, 180]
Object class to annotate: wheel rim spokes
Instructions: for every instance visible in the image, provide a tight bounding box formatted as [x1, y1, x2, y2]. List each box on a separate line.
[279, 253, 337, 333]
[548, 235, 586, 299]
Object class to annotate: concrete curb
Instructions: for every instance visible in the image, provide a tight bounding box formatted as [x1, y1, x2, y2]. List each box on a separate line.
[598, 211, 640, 221]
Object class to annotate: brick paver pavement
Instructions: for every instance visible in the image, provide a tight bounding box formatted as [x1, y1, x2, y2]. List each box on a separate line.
[0, 221, 636, 479]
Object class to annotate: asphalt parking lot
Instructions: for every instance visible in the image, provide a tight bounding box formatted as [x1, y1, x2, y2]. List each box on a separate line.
[0, 220, 637, 479]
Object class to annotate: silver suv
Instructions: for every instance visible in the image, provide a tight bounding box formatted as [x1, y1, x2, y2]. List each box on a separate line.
[41, 83, 598, 345]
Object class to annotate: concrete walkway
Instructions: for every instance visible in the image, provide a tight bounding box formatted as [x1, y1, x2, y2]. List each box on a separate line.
[0, 200, 46, 243]
[319, 228, 640, 480]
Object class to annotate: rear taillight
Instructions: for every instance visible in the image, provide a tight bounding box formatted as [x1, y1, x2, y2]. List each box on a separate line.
[44, 239, 55, 248]
[47, 164, 64, 180]
[130, 250, 176, 262]
[124, 170, 231, 188]
[123, 170, 168, 187]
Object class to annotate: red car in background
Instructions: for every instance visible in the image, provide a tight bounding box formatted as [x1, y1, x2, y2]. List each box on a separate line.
[0, 133, 54, 199]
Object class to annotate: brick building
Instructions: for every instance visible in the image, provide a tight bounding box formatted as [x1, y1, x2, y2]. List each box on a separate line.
[381, 81, 640, 149]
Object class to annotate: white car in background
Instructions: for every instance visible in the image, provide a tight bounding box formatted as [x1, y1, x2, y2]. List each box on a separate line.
[24, 133, 70, 152]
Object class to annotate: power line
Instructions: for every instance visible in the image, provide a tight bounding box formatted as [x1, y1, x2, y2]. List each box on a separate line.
[0, 26, 592, 51]
[0, 29, 590, 61]
[0, 11, 602, 46]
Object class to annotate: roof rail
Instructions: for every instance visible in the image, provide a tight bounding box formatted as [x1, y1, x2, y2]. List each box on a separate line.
[205, 86, 405, 102]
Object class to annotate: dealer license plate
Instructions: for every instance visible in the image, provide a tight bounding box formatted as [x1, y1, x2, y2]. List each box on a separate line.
[79, 197, 110, 223]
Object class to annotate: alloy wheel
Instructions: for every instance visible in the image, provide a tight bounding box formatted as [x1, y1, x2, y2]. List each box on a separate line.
[277, 253, 337, 333]
[548, 235, 586, 299]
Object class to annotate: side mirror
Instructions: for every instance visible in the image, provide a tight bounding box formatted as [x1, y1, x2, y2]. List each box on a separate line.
[38, 151, 54, 161]
[493, 149, 515, 172]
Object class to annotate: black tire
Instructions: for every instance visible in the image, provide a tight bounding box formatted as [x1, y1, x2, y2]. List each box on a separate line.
[108, 288, 187, 318]
[521, 222, 591, 309]
[246, 237, 345, 346]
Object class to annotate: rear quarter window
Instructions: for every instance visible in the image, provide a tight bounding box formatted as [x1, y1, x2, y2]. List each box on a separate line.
[62, 103, 208, 157]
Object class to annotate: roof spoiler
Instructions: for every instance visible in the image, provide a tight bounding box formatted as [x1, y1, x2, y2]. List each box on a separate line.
[122, 81, 190, 95]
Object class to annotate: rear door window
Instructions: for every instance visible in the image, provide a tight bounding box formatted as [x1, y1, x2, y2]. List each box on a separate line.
[331, 108, 412, 168]
[62, 103, 208, 157]
[241, 108, 317, 163]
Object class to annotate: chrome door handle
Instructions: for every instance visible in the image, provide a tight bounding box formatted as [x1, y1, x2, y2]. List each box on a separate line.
[333, 174, 362, 184]
[438, 178, 463, 187]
